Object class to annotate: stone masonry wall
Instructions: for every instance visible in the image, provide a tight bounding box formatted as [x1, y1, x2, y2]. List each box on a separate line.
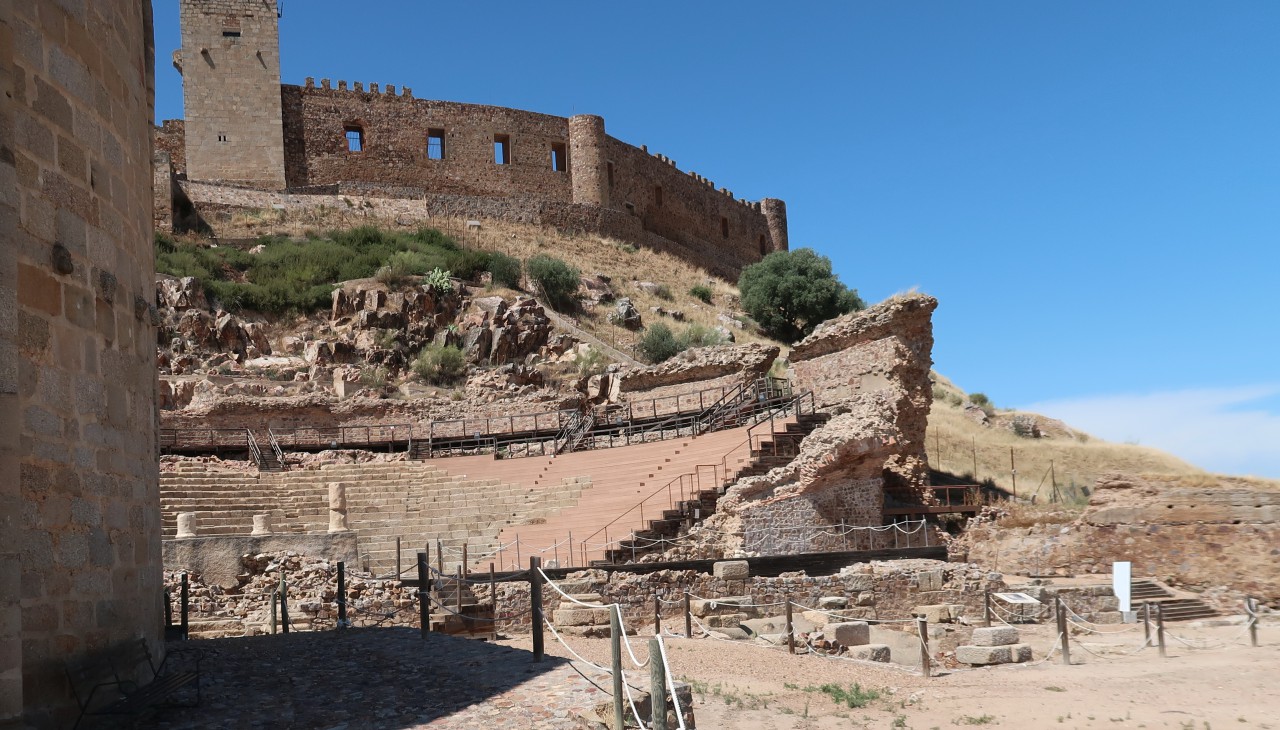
[1, 1, 160, 725]
[959, 474, 1280, 603]
[177, 0, 286, 188]
[671, 295, 939, 559]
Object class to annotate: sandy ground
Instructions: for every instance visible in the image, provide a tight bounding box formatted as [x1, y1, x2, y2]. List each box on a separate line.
[503, 616, 1280, 729]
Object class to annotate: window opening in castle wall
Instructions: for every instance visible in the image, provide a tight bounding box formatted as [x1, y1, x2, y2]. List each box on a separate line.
[721, 217, 729, 239]
[654, 185, 664, 208]
[345, 126, 364, 152]
[550, 143, 567, 172]
[494, 134, 510, 165]
[428, 129, 446, 160]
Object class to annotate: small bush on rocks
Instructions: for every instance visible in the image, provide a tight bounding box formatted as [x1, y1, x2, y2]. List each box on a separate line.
[413, 344, 466, 385]
[526, 254, 580, 311]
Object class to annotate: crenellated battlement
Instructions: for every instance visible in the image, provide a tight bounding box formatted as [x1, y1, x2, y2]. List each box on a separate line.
[163, 0, 788, 277]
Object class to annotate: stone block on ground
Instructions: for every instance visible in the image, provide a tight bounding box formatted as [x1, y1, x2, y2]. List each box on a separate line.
[956, 643, 1034, 666]
[818, 596, 848, 610]
[970, 626, 1020, 646]
[914, 604, 956, 624]
[713, 560, 750, 580]
[847, 644, 891, 662]
[707, 627, 750, 641]
[706, 612, 748, 629]
[830, 621, 871, 647]
[554, 608, 609, 627]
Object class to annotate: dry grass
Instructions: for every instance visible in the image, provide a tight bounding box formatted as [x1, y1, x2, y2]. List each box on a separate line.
[209, 205, 785, 355]
[991, 502, 1083, 528]
[928, 374, 1203, 503]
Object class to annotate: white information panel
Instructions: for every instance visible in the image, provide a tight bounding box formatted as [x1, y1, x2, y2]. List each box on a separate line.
[1113, 561, 1132, 612]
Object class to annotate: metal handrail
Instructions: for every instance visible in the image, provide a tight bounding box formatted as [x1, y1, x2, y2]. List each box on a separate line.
[245, 429, 263, 467]
[267, 429, 287, 471]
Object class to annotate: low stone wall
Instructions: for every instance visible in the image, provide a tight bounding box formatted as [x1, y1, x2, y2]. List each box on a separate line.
[957, 474, 1280, 604]
[164, 532, 359, 587]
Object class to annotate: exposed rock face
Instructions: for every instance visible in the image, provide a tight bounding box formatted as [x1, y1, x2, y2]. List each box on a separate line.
[956, 473, 1280, 603]
[619, 342, 779, 393]
[157, 275, 209, 310]
[609, 298, 642, 330]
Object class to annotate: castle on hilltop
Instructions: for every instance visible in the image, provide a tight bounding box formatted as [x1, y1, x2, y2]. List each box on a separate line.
[155, 0, 789, 276]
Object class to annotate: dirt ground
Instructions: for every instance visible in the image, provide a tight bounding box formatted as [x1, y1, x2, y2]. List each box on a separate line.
[503, 616, 1280, 729]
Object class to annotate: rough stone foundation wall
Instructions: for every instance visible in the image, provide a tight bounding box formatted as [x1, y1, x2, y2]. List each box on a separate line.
[1, 1, 159, 724]
[958, 474, 1280, 603]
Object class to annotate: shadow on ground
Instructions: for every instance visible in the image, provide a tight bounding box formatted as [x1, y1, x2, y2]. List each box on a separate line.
[135, 627, 596, 729]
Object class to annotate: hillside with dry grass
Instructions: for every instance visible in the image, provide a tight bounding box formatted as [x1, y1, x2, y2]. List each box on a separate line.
[196, 205, 1203, 495]
[927, 374, 1202, 504]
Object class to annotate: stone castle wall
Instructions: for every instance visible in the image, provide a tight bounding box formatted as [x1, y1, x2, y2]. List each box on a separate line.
[177, 0, 286, 188]
[158, 0, 788, 279]
[0, 1, 160, 725]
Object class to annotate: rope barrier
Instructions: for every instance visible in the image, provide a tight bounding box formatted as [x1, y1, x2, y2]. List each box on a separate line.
[654, 635, 688, 730]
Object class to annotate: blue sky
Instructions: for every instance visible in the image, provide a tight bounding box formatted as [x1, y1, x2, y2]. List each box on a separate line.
[151, 2, 1280, 477]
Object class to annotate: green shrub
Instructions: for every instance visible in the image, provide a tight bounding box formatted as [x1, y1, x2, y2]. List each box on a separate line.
[637, 322, 681, 363]
[653, 283, 673, 300]
[689, 284, 714, 304]
[676, 324, 724, 350]
[487, 252, 522, 289]
[969, 392, 992, 408]
[374, 262, 408, 288]
[526, 254, 580, 311]
[574, 348, 610, 376]
[738, 248, 863, 343]
[412, 344, 467, 385]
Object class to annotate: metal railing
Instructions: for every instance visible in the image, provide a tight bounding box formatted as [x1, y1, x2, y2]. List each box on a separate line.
[159, 428, 249, 451]
[245, 429, 263, 467]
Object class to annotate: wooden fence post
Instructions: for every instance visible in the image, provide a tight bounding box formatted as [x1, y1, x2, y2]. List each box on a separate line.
[337, 561, 347, 629]
[417, 552, 430, 638]
[683, 591, 692, 638]
[653, 596, 661, 636]
[1055, 597, 1070, 665]
[530, 557, 544, 662]
[610, 607, 625, 730]
[917, 616, 930, 678]
[180, 573, 190, 641]
[984, 591, 992, 628]
[1143, 602, 1151, 644]
[279, 571, 290, 634]
[1156, 603, 1166, 658]
[1247, 597, 1259, 647]
[785, 598, 795, 654]
[649, 637, 668, 730]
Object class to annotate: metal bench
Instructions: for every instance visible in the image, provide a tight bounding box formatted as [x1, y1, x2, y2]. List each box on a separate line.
[66, 638, 201, 729]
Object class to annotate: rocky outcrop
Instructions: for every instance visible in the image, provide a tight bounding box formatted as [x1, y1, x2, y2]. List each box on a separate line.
[458, 295, 555, 366]
[619, 342, 779, 393]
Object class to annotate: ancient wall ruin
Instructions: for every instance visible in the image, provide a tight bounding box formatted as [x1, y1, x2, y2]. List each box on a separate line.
[0, 0, 160, 725]
[680, 295, 938, 558]
[959, 474, 1280, 603]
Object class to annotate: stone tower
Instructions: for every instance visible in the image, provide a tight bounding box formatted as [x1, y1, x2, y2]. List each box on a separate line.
[177, 0, 287, 189]
[568, 114, 610, 208]
[761, 198, 790, 253]
[1, 0, 161, 725]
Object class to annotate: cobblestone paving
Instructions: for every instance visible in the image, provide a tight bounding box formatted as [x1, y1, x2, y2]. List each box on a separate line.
[137, 628, 603, 729]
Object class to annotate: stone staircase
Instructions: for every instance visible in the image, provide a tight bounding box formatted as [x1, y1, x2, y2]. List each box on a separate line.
[1132, 578, 1217, 622]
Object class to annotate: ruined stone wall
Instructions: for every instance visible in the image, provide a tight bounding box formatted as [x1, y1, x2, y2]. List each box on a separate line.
[0, 1, 160, 724]
[154, 118, 186, 175]
[790, 294, 937, 490]
[958, 474, 1280, 603]
[617, 342, 779, 409]
[675, 295, 939, 558]
[178, 0, 286, 188]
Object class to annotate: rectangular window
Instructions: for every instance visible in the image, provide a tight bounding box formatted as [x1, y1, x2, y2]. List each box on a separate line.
[427, 128, 445, 160]
[721, 217, 730, 239]
[345, 126, 364, 152]
[550, 143, 567, 172]
[222, 30, 242, 38]
[217, 133, 228, 143]
[759, 235, 768, 256]
[494, 134, 510, 165]
[654, 185, 663, 208]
